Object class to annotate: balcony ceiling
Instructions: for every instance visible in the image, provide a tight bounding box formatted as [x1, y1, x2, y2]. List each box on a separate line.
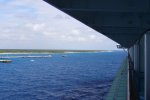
[44, 0, 150, 48]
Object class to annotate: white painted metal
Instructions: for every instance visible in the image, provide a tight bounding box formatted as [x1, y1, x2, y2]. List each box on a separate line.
[144, 32, 150, 100]
[134, 44, 139, 71]
[129, 46, 134, 62]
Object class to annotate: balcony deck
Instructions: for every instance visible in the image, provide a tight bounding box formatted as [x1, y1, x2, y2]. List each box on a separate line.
[106, 58, 128, 100]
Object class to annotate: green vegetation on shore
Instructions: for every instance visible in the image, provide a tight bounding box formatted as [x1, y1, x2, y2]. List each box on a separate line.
[0, 49, 109, 54]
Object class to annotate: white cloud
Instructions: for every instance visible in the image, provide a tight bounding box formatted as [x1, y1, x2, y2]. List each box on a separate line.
[26, 23, 45, 31]
[71, 29, 81, 35]
[77, 37, 86, 41]
[54, 14, 70, 20]
[89, 35, 96, 39]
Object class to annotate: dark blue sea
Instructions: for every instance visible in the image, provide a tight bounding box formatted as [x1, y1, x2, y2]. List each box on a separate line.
[0, 51, 127, 100]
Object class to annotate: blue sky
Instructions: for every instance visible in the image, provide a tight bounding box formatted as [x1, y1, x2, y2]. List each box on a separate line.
[0, 0, 118, 50]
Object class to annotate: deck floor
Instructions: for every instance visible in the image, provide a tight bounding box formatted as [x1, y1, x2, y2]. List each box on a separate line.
[106, 58, 128, 100]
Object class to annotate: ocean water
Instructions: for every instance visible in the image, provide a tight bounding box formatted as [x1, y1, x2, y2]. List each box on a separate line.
[0, 51, 127, 100]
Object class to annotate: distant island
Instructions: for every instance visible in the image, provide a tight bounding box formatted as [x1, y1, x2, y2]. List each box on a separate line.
[0, 49, 112, 54]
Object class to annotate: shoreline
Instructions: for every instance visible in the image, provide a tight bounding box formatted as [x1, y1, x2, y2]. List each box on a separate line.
[0, 51, 115, 55]
[0, 49, 121, 55]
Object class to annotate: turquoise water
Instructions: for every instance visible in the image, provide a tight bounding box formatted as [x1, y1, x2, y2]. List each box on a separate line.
[0, 51, 127, 100]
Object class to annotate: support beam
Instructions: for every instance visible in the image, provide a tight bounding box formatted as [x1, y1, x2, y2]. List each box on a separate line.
[129, 46, 134, 62]
[134, 44, 139, 71]
[144, 32, 150, 100]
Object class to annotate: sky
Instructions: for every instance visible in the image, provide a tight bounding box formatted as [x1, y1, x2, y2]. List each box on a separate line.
[0, 0, 118, 50]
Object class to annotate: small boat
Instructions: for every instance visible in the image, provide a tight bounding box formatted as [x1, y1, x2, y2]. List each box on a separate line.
[62, 55, 67, 57]
[0, 60, 12, 63]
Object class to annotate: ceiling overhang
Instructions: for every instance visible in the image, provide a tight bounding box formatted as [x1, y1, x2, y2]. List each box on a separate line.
[44, 0, 150, 48]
